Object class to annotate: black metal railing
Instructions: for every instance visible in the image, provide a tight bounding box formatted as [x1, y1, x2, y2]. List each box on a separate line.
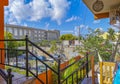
[0, 35, 91, 84]
[0, 68, 14, 84]
[59, 52, 90, 84]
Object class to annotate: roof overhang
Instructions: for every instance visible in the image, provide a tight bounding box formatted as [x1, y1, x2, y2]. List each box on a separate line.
[83, 0, 120, 19]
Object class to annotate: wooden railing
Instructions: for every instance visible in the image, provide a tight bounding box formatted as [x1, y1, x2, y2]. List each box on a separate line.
[100, 62, 115, 84]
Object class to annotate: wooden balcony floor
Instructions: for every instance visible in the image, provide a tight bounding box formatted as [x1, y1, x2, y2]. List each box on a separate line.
[81, 64, 99, 84]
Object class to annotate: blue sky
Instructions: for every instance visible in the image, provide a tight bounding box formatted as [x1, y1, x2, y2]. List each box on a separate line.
[4, 0, 111, 36]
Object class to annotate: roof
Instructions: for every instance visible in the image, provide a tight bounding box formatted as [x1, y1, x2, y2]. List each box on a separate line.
[83, 0, 120, 19]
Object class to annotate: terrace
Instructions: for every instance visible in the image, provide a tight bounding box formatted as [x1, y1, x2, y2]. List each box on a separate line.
[0, 0, 120, 84]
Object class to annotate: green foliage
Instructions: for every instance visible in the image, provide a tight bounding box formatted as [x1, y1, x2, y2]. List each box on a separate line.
[51, 58, 86, 84]
[60, 34, 77, 40]
[4, 31, 25, 57]
[75, 28, 113, 61]
[39, 40, 50, 47]
[52, 62, 58, 84]
[50, 40, 58, 53]
[63, 58, 79, 83]
[107, 28, 115, 41]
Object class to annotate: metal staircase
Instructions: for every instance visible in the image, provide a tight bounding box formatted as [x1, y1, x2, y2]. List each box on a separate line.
[0, 35, 90, 84]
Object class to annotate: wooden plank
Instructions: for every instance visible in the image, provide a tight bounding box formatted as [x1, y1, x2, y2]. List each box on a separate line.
[94, 12, 109, 19]
[103, 62, 115, 66]
[91, 56, 95, 84]
[100, 62, 103, 84]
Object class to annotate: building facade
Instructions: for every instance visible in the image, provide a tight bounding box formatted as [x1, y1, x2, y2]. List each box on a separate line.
[5, 24, 60, 42]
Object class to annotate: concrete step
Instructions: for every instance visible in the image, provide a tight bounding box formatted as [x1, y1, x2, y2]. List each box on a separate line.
[0, 69, 36, 84]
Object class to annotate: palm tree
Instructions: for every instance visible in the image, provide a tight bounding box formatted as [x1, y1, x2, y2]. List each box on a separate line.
[107, 28, 120, 61]
[107, 28, 115, 41]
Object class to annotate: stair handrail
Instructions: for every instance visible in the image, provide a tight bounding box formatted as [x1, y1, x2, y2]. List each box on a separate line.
[27, 39, 58, 62]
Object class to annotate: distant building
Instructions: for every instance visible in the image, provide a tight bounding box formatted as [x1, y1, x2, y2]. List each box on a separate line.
[62, 40, 82, 46]
[5, 24, 60, 42]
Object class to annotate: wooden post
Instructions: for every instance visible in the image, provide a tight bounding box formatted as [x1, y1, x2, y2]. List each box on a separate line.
[91, 56, 95, 84]
[100, 62, 103, 84]
[0, 0, 8, 69]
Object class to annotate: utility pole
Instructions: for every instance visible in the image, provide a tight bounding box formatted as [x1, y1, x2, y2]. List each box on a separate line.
[78, 26, 80, 45]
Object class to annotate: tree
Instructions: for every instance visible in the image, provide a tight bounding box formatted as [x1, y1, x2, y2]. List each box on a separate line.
[110, 34, 120, 61]
[4, 32, 24, 57]
[4, 31, 18, 48]
[60, 34, 77, 40]
[107, 28, 115, 41]
[39, 40, 49, 47]
[50, 40, 58, 54]
[76, 28, 113, 61]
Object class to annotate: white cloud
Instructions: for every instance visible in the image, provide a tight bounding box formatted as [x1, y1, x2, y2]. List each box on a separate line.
[45, 22, 50, 29]
[49, 0, 70, 25]
[93, 20, 101, 24]
[61, 30, 73, 33]
[23, 23, 28, 27]
[5, 0, 70, 25]
[74, 24, 89, 36]
[66, 16, 80, 22]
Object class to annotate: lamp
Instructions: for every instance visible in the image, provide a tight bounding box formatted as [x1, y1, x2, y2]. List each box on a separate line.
[92, 0, 104, 12]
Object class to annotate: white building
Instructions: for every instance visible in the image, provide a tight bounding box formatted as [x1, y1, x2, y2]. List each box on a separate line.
[5, 24, 60, 42]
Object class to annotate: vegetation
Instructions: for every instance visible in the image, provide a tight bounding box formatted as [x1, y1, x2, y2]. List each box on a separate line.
[75, 28, 120, 61]
[60, 34, 77, 40]
[52, 57, 86, 84]
[39, 40, 50, 47]
[49, 40, 58, 54]
[4, 31, 25, 57]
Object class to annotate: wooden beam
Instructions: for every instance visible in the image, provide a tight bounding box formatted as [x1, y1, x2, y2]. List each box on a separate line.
[0, 0, 8, 6]
[0, 0, 8, 69]
[94, 12, 109, 20]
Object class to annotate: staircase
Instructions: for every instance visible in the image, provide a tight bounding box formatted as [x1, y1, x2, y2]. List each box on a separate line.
[0, 69, 36, 84]
[0, 36, 58, 84]
[0, 36, 90, 84]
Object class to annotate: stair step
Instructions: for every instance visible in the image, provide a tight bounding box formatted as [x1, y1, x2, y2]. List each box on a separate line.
[0, 69, 36, 84]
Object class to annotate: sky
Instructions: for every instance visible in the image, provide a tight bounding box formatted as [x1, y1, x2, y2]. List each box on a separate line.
[4, 0, 112, 36]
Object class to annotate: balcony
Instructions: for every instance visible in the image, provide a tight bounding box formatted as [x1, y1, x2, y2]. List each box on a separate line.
[0, 36, 92, 84]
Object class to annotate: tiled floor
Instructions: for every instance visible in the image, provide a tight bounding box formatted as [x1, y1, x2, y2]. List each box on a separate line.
[81, 77, 99, 84]
[0, 71, 35, 84]
[81, 64, 99, 84]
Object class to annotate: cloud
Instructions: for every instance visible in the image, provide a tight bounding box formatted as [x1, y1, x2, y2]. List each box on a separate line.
[23, 23, 28, 27]
[49, 0, 70, 25]
[93, 20, 101, 24]
[74, 24, 89, 36]
[5, 0, 70, 25]
[65, 16, 80, 22]
[61, 30, 74, 33]
[45, 22, 50, 29]
[111, 21, 120, 31]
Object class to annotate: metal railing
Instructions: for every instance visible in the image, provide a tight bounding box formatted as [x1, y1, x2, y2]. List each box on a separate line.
[0, 35, 91, 84]
[59, 52, 90, 84]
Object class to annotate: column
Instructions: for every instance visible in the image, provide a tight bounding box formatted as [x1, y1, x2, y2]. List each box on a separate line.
[0, 0, 8, 69]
